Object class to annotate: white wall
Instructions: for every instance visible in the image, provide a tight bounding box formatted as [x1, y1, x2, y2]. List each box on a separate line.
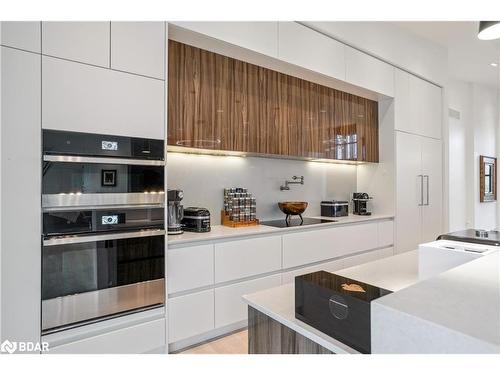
[447, 80, 499, 231]
[167, 153, 358, 223]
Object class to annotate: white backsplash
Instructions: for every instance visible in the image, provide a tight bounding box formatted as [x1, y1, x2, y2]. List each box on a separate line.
[167, 152, 358, 224]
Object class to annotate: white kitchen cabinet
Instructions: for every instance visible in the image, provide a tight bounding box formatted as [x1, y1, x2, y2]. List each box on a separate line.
[42, 22, 110, 67]
[396, 131, 442, 253]
[395, 69, 442, 139]
[214, 236, 281, 283]
[214, 274, 281, 328]
[111, 22, 165, 79]
[168, 289, 214, 343]
[345, 46, 395, 97]
[171, 21, 279, 58]
[282, 223, 379, 269]
[378, 220, 394, 248]
[281, 247, 394, 284]
[1, 21, 41, 53]
[278, 22, 345, 81]
[47, 318, 165, 354]
[42, 56, 165, 139]
[1, 46, 41, 344]
[167, 244, 214, 294]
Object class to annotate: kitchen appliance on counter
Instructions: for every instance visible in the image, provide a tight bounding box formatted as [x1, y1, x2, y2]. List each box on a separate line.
[352, 193, 372, 216]
[261, 217, 337, 228]
[321, 200, 349, 217]
[437, 229, 500, 246]
[42, 129, 165, 208]
[167, 189, 184, 235]
[295, 271, 392, 353]
[41, 206, 165, 334]
[182, 207, 211, 232]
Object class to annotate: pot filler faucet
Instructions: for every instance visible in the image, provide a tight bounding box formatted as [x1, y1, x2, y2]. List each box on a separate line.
[280, 175, 304, 191]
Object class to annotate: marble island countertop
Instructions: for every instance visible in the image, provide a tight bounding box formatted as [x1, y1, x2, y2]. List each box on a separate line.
[243, 249, 500, 354]
[168, 213, 394, 246]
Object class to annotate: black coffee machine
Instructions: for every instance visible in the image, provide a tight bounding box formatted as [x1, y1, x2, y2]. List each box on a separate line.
[352, 192, 372, 216]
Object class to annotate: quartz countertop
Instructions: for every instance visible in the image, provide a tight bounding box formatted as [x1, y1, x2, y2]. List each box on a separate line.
[242, 251, 420, 354]
[168, 214, 394, 246]
[243, 249, 500, 354]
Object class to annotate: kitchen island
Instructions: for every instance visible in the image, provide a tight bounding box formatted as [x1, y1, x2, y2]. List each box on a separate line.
[243, 247, 500, 354]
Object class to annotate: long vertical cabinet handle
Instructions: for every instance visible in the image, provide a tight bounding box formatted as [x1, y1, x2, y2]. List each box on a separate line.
[418, 175, 424, 206]
[425, 175, 430, 206]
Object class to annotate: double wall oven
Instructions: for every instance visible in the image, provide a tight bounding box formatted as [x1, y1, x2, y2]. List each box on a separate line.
[41, 130, 166, 335]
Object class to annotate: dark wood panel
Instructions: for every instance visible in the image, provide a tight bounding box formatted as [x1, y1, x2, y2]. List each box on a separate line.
[248, 306, 333, 354]
[168, 40, 379, 162]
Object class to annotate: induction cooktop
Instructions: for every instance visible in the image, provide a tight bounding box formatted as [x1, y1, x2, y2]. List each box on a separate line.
[261, 217, 337, 228]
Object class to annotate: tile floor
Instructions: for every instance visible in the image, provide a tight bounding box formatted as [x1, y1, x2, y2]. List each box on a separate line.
[179, 329, 248, 354]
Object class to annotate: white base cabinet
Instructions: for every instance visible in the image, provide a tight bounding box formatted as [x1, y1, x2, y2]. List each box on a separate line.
[167, 219, 394, 349]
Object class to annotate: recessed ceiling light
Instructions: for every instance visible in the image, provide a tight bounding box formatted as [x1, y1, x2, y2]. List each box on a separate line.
[490, 62, 499, 67]
[478, 21, 500, 40]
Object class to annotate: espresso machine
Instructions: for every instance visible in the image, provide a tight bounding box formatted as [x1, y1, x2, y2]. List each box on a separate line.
[167, 189, 184, 235]
[352, 192, 372, 216]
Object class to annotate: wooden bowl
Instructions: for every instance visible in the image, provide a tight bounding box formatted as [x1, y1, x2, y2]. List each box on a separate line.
[278, 201, 308, 216]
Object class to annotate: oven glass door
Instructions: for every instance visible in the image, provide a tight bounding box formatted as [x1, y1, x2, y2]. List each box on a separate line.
[41, 234, 165, 333]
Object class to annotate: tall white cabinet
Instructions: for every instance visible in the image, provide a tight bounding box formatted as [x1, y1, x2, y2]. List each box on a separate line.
[394, 69, 443, 253]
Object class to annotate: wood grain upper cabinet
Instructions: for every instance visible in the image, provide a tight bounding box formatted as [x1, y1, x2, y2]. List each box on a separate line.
[1, 21, 41, 53]
[278, 22, 345, 81]
[394, 69, 442, 139]
[42, 56, 165, 139]
[42, 22, 110, 67]
[110, 22, 166, 79]
[345, 46, 394, 97]
[171, 21, 278, 58]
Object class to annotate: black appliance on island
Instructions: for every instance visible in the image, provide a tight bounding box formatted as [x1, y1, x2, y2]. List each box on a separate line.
[182, 207, 211, 232]
[352, 192, 373, 215]
[321, 200, 349, 217]
[437, 229, 500, 246]
[295, 271, 392, 353]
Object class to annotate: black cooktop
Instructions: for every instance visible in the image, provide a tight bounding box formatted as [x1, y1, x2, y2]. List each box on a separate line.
[438, 229, 500, 246]
[261, 217, 336, 228]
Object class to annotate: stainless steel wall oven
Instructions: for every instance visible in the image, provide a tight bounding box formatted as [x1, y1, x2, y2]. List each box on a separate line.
[41, 130, 166, 335]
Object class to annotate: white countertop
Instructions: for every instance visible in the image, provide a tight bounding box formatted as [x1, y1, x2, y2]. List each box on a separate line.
[168, 214, 394, 246]
[243, 249, 500, 353]
[242, 251, 421, 354]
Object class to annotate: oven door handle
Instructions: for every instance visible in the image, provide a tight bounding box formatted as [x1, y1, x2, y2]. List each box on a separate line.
[43, 229, 166, 246]
[43, 154, 165, 166]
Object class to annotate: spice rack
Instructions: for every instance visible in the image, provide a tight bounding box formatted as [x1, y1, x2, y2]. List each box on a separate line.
[221, 187, 259, 228]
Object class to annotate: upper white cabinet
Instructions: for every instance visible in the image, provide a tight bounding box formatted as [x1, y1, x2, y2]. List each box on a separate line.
[42, 22, 110, 67]
[171, 21, 278, 58]
[42, 56, 165, 139]
[395, 69, 442, 139]
[278, 22, 345, 81]
[345, 46, 394, 97]
[111, 22, 165, 79]
[1, 21, 41, 53]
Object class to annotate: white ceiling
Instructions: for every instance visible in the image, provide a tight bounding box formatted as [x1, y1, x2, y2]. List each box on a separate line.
[394, 21, 500, 88]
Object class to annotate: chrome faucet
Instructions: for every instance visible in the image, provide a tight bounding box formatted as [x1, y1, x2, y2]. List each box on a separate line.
[280, 175, 304, 191]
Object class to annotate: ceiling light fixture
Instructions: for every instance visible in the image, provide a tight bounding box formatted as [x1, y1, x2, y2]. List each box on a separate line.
[478, 21, 500, 40]
[490, 62, 499, 67]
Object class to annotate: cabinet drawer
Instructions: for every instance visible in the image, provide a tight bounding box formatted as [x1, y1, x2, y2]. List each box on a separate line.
[42, 22, 110, 67]
[215, 236, 281, 283]
[42, 56, 164, 139]
[345, 46, 394, 97]
[282, 223, 378, 269]
[167, 244, 214, 294]
[278, 22, 345, 80]
[215, 274, 281, 328]
[281, 246, 394, 284]
[168, 289, 214, 343]
[47, 318, 165, 354]
[378, 221, 394, 248]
